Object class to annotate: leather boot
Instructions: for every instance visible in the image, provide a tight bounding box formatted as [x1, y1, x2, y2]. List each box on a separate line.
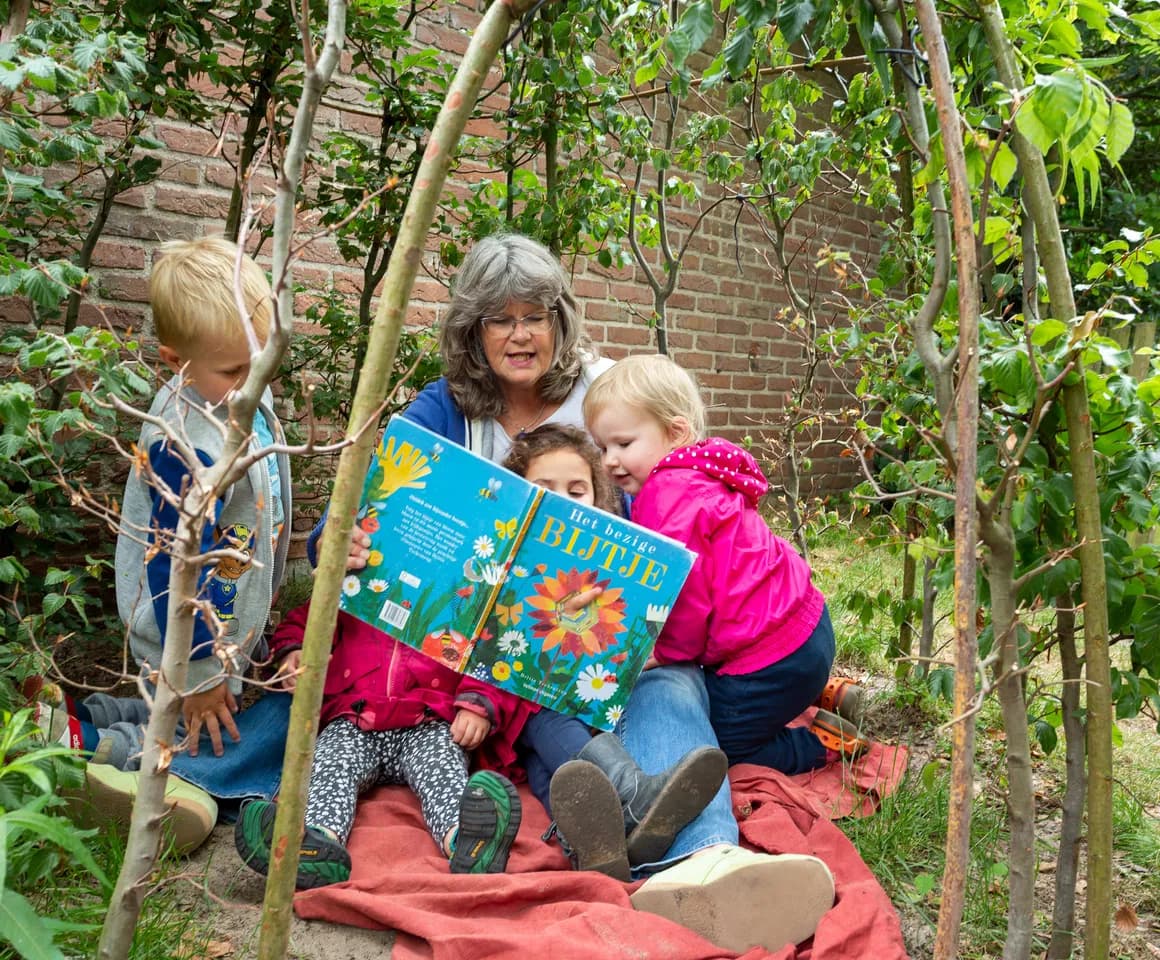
[576, 733, 728, 866]
[548, 759, 631, 880]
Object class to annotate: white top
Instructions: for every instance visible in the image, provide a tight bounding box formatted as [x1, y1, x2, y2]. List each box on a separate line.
[487, 379, 590, 463]
[465, 356, 615, 463]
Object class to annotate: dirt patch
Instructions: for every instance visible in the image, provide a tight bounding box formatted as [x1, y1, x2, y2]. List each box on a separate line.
[178, 825, 396, 960]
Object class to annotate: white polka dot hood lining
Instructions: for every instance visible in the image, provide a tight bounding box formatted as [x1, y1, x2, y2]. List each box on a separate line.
[651, 437, 769, 507]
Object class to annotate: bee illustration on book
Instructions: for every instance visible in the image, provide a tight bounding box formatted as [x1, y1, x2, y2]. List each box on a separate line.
[427, 441, 443, 463]
[478, 476, 502, 500]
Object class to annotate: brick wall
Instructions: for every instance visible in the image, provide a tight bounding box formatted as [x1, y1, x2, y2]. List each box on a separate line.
[3, 2, 882, 558]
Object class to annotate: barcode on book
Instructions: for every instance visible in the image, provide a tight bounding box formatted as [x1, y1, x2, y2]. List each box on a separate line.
[379, 600, 410, 629]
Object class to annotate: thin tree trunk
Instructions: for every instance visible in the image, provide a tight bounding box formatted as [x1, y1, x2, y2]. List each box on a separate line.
[894, 502, 919, 679]
[1047, 593, 1085, 960]
[255, 2, 543, 957]
[910, 5, 980, 960]
[977, 7, 1115, 955]
[1, 0, 30, 41]
[63, 164, 129, 333]
[97, 510, 209, 960]
[981, 519, 1035, 960]
[98, 5, 346, 957]
[919, 555, 936, 674]
[541, 6, 560, 255]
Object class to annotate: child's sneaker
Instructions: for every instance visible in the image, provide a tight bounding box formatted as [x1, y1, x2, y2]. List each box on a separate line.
[815, 677, 865, 725]
[810, 708, 868, 759]
[32, 701, 84, 751]
[234, 799, 351, 890]
[449, 770, 522, 874]
[67, 764, 217, 854]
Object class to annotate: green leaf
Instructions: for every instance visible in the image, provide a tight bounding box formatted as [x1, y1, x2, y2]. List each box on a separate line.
[668, 0, 715, 70]
[983, 216, 1012, 246]
[1105, 101, 1134, 166]
[1028, 71, 1084, 140]
[778, 0, 816, 46]
[633, 57, 660, 87]
[723, 25, 755, 79]
[991, 141, 1017, 191]
[1034, 719, 1058, 755]
[0, 888, 66, 960]
[1015, 105, 1055, 155]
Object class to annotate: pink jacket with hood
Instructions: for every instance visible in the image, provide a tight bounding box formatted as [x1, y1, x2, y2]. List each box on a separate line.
[632, 437, 826, 675]
[270, 602, 535, 777]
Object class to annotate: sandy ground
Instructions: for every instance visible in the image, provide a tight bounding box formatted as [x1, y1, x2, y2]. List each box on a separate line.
[180, 824, 396, 960]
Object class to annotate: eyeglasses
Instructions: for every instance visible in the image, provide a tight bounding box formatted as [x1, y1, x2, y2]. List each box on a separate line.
[479, 309, 557, 337]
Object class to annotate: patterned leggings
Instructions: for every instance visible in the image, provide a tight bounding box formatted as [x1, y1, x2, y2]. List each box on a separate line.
[305, 718, 467, 846]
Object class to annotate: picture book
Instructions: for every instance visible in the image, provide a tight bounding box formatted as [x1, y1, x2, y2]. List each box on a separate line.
[337, 417, 696, 731]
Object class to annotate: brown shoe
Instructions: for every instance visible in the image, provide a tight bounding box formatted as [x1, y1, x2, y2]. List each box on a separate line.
[549, 759, 631, 881]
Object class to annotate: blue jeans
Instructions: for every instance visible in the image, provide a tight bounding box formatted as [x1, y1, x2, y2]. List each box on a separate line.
[617, 664, 738, 875]
[79, 691, 290, 802]
[518, 708, 594, 816]
[704, 606, 835, 775]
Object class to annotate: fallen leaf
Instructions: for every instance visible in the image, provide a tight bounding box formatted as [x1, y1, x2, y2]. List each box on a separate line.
[1145, 942, 1160, 958]
[1039, 859, 1056, 873]
[175, 936, 233, 960]
[1114, 903, 1138, 932]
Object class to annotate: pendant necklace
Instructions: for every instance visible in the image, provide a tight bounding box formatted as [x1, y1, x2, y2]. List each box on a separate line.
[513, 401, 549, 438]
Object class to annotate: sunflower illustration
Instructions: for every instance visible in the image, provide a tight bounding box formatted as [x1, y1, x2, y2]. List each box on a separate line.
[526, 568, 626, 658]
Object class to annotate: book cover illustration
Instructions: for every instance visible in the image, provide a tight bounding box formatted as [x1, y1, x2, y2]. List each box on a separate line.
[338, 418, 695, 730]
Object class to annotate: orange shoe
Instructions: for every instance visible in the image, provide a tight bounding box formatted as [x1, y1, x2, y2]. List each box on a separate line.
[810, 708, 868, 759]
[816, 677, 865, 725]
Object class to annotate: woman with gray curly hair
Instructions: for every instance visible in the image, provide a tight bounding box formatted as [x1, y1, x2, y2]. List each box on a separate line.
[407, 232, 612, 462]
[310, 232, 834, 954]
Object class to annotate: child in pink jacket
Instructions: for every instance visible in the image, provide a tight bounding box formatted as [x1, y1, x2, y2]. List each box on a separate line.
[583, 354, 862, 775]
[234, 603, 528, 888]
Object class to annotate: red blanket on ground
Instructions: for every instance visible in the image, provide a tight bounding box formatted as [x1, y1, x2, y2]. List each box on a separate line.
[294, 741, 910, 960]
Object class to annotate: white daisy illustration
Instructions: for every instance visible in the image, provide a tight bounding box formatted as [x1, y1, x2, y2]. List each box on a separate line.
[473, 535, 495, 559]
[498, 630, 528, 656]
[368, 579, 389, 593]
[605, 704, 624, 726]
[576, 664, 618, 703]
[342, 575, 361, 597]
[512, 564, 529, 578]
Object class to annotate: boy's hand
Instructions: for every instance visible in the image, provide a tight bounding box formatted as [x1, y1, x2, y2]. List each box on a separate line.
[450, 709, 490, 750]
[183, 682, 240, 757]
[273, 650, 302, 692]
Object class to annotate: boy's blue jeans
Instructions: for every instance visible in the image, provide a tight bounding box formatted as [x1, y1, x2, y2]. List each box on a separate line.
[78, 691, 290, 801]
[704, 605, 836, 775]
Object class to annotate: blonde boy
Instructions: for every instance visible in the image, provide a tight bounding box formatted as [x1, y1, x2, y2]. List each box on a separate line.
[45, 239, 294, 850]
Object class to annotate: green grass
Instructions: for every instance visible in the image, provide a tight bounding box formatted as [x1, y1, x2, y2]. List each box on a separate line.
[808, 520, 944, 673]
[7, 827, 215, 960]
[843, 762, 1013, 958]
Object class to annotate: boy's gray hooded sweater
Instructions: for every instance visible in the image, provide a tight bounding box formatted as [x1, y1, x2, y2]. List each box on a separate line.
[115, 375, 292, 694]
